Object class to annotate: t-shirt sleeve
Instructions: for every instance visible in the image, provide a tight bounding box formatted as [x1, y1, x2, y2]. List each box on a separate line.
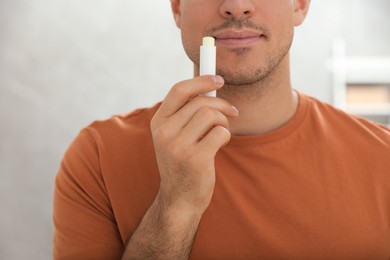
[53, 128, 124, 259]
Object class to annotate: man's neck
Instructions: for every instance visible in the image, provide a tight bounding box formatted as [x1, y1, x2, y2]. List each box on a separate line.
[220, 86, 298, 136]
[217, 59, 298, 137]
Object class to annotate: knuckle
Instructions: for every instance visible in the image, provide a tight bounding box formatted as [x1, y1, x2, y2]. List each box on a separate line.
[198, 107, 217, 119]
[188, 96, 206, 108]
[215, 125, 229, 135]
[152, 125, 170, 144]
[219, 114, 229, 127]
[213, 126, 231, 144]
[171, 82, 188, 97]
[198, 108, 228, 127]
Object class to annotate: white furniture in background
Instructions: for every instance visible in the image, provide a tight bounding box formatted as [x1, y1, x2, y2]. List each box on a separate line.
[329, 39, 390, 127]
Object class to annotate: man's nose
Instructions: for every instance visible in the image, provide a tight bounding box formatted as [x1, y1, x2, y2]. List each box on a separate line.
[220, 0, 255, 19]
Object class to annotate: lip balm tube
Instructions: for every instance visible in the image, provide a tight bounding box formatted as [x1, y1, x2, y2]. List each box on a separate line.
[200, 36, 217, 97]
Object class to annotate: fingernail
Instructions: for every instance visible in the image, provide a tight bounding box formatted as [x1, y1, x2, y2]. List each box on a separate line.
[212, 75, 224, 85]
[232, 106, 239, 115]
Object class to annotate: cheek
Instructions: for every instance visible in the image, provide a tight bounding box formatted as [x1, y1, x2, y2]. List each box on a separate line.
[267, 8, 295, 42]
[180, 9, 207, 37]
[265, 2, 295, 26]
[180, 19, 201, 64]
[179, 10, 210, 64]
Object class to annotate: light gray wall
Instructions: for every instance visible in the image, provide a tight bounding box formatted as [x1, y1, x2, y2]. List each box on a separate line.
[0, 1, 389, 259]
[291, 0, 390, 101]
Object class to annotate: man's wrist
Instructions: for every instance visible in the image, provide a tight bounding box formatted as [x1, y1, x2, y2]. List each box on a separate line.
[122, 191, 203, 259]
[155, 190, 204, 226]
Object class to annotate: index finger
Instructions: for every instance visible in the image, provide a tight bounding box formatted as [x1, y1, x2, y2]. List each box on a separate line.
[157, 75, 224, 118]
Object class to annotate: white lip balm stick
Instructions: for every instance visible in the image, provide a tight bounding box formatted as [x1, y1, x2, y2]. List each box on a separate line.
[200, 36, 217, 97]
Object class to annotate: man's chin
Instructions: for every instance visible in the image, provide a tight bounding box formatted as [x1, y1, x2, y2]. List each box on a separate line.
[218, 68, 267, 86]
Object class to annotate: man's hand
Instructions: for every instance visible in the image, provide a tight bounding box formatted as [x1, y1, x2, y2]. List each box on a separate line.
[122, 76, 239, 259]
[150, 75, 239, 214]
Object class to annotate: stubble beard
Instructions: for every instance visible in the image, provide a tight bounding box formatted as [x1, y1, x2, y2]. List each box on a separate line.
[184, 38, 293, 98]
[216, 38, 292, 98]
[182, 18, 293, 97]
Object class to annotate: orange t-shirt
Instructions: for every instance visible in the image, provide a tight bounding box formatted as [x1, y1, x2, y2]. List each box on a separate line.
[53, 92, 390, 259]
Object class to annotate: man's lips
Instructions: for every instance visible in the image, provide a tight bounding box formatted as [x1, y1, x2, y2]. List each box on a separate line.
[212, 30, 264, 47]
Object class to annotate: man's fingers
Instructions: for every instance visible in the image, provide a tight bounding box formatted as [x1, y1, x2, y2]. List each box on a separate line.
[167, 96, 239, 132]
[198, 126, 231, 155]
[157, 76, 224, 118]
[180, 107, 230, 143]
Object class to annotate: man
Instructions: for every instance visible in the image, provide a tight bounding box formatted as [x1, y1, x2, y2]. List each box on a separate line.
[53, 0, 390, 259]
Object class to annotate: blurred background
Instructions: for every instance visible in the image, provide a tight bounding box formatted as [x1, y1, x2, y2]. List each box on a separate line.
[0, 0, 389, 259]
